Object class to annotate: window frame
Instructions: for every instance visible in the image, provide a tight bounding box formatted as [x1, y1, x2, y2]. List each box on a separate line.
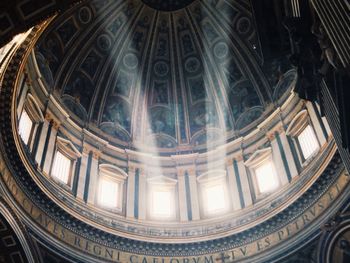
[244, 148, 280, 200]
[147, 176, 178, 221]
[18, 94, 44, 151]
[253, 157, 279, 195]
[286, 109, 320, 165]
[296, 124, 320, 161]
[50, 137, 81, 188]
[18, 108, 34, 145]
[96, 164, 128, 213]
[51, 149, 74, 185]
[197, 170, 230, 218]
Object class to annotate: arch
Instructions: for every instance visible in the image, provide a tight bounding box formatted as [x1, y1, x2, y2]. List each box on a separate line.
[26, 93, 44, 122]
[99, 163, 128, 179]
[244, 147, 272, 167]
[147, 175, 177, 185]
[286, 109, 308, 136]
[56, 136, 82, 158]
[0, 199, 36, 263]
[197, 169, 227, 182]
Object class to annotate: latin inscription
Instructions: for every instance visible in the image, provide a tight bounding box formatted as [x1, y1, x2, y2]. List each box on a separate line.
[1, 163, 348, 262]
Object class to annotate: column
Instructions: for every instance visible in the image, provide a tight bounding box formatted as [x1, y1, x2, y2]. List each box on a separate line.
[138, 169, 147, 220]
[187, 168, 200, 220]
[270, 133, 290, 185]
[279, 131, 299, 179]
[177, 171, 188, 221]
[35, 120, 49, 165]
[31, 121, 43, 157]
[226, 160, 242, 211]
[314, 102, 332, 137]
[71, 157, 81, 196]
[236, 157, 253, 207]
[87, 151, 100, 205]
[76, 149, 89, 201]
[42, 121, 58, 176]
[126, 166, 136, 218]
[306, 101, 327, 146]
[16, 80, 28, 117]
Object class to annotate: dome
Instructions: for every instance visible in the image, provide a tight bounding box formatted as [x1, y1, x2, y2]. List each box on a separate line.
[11, 0, 333, 244]
[34, 0, 293, 154]
[1, 0, 349, 262]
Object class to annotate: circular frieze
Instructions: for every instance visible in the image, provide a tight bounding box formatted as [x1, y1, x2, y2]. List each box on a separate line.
[97, 34, 112, 51]
[214, 42, 229, 59]
[185, 57, 201, 73]
[78, 6, 92, 24]
[236, 17, 251, 35]
[154, 61, 169, 76]
[123, 53, 139, 70]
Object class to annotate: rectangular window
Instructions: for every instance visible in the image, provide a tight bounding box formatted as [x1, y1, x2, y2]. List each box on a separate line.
[151, 190, 173, 218]
[203, 184, 226, 214]
[18, 110, 33, 144]
[51, 151, 71, 184]
[98, 178, 119, 208]
[255, 161, 279, 194]
[298, 125, 319, 160]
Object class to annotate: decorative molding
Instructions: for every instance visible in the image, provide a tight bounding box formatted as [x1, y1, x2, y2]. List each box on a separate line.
[56, 136, 82, 158]
[244, 147, 272, 167]
[286, 109, 309, 136]
[25, 94, 45, 122]
[99, 163, 128, 180]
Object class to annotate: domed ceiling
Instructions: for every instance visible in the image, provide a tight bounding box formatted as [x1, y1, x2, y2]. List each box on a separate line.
[34, 0, 293, 152]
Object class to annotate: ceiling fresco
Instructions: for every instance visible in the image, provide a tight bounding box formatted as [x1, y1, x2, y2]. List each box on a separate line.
[34, 0, 294, 152]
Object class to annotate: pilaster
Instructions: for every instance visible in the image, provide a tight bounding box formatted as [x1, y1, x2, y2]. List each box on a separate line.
[126, 166, 136, 218]
[226, 159, 242, 210]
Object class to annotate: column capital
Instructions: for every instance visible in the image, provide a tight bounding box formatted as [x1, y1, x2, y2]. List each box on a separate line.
[45, 113, 61, 129]
[82, 143, 102, 159]
[235, 155, 244, 162]
[266, 131, 276, 141]
[127, 165, 137, 174]
[138, 168, 147, 176]
[226, 159, 234, 166]
[176, 166, 196, 177]
[92, 150, 101, 159]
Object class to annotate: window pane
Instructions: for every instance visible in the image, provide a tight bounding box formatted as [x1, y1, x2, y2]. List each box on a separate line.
[255, 161, 279, 194]
[19, 110, 33, 144]
[151, 190, 172, 218]
[51, 151, 71, 184]
[98, 179, 119, 208]
[298, 125, 319, 160]
[204, 184, 226, 213]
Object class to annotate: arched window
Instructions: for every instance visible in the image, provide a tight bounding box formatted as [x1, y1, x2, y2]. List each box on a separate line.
[51, 137, 81, 186]
[18, 94, 44, 149]
[297, 124, 319, 160]
[147, 176, 177, 220]
[245, 148, 280, 199]
[97, 164, 127, 212]
[286, 110, 320, 164]
[18, 109, 33, 144]
[197, 171, 230, 217]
